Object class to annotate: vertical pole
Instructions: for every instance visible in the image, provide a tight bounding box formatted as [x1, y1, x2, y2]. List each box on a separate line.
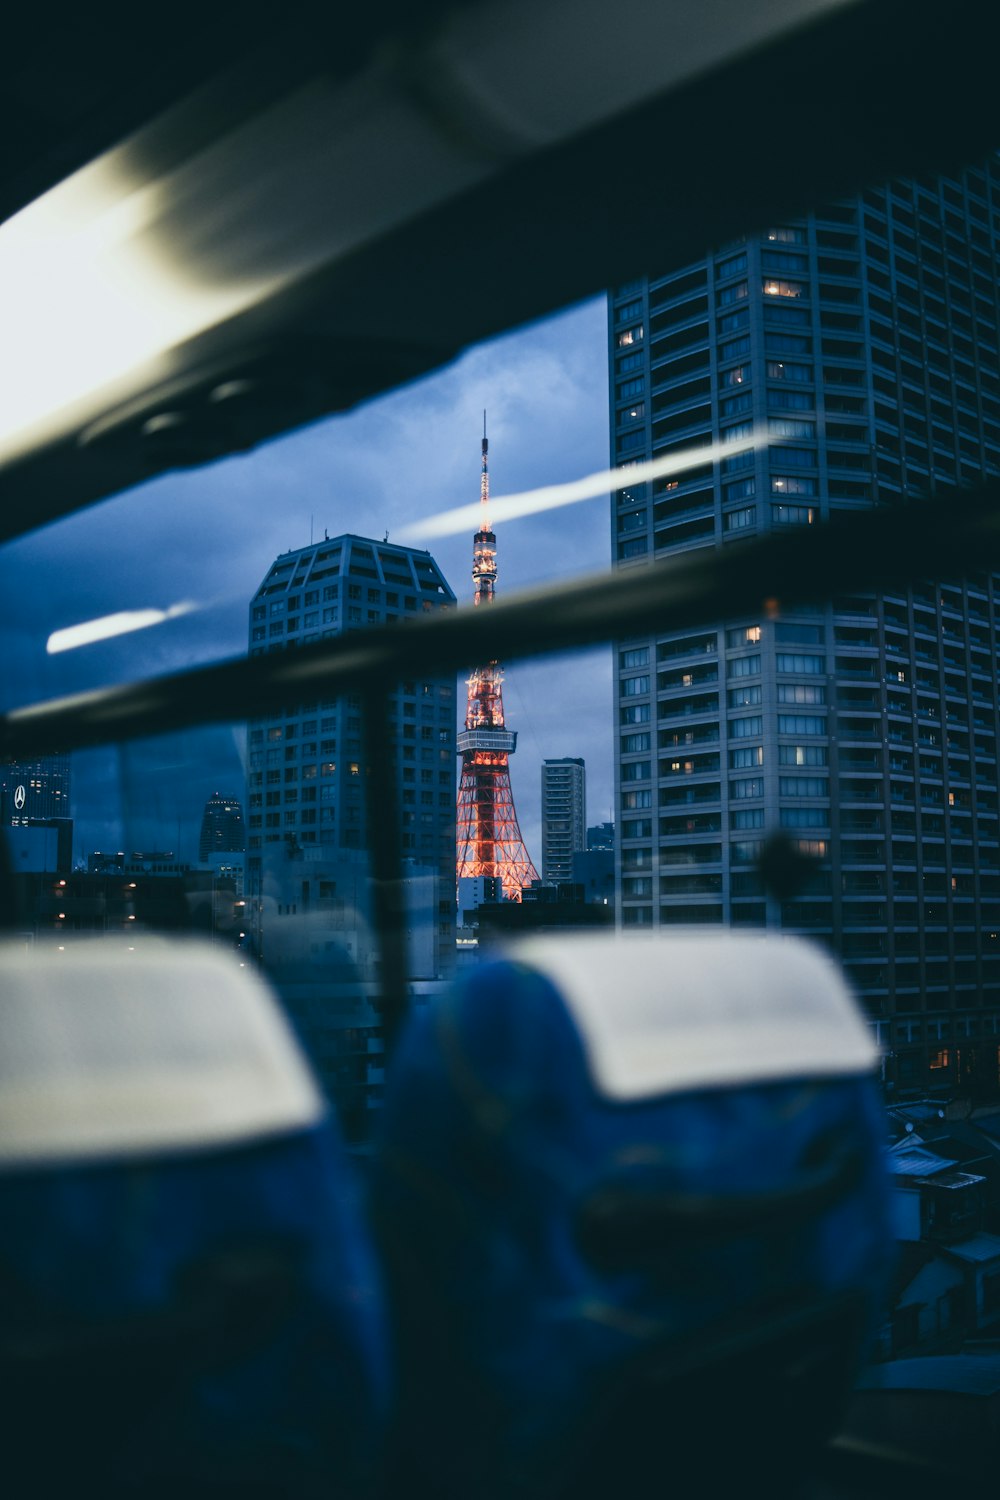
[362, 685, 409, 1057]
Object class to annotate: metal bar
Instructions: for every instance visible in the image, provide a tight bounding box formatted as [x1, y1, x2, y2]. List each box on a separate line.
[360, 686, 409, 1057]
[3, 480, 1000, 761]
[4, 2, 1000, 543]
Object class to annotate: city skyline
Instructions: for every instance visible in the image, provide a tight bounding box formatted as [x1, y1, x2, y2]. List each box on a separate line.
[0, 300, 612, 868]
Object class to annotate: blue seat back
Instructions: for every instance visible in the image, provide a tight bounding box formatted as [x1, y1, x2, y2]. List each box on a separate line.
[0, 939, 388, 1498]
[373, 932, 894, 1500]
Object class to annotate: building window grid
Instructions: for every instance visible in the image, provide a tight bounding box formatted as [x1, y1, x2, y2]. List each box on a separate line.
[614, 181, 1000, 1032]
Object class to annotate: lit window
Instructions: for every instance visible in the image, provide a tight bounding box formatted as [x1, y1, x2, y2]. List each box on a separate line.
[771, 475, 816, 496]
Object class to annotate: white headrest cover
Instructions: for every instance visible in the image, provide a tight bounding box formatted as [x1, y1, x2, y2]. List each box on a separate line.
[0, 939, 325, 1167]
[507, 930, 879, 1101]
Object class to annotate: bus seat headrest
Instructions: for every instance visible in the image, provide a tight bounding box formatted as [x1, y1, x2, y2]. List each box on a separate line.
[0, 938, 325, 1168]
[504, 930, 879, 1101]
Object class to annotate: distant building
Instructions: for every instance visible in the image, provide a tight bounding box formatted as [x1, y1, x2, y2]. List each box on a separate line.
[458, 874, 503, 919]
[1, 755, 70, 826]
[197, 793, 247, 897]
[10, 866, 242, 948]
[573, 846, 615, 908]
[245, 533, 457, 1134]
[246, 533, 457, 979]
[881, 1103, 1000, 1358]
[541, 758, 586, 884]
[6, 821, 73, 875]
[1, 758, 72, 874]
[587, 821, 615, 852]
[198, 792, 246, 862]
[123, 852, 188, 875]
[261, 846, 439, 984]
[474, 879, 614, 944]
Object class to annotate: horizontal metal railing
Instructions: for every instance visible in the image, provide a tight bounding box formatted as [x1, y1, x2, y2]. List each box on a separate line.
[4, 478, 1000, 1043]
[4, 481, 1000, 761]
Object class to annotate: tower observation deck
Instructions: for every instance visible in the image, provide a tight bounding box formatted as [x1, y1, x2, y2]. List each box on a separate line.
[455, 423, 538, 900]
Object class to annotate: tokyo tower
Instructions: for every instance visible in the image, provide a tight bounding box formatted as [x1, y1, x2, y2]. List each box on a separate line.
[455, 421, 539, 901]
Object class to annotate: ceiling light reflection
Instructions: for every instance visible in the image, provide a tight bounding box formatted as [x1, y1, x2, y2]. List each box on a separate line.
[46, 601, 199, 655]
[403, 429, 766, 540]
[0, 152, 275, 462]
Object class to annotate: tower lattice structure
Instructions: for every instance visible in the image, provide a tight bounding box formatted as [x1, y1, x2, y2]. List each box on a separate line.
[456, 425, 538, 900]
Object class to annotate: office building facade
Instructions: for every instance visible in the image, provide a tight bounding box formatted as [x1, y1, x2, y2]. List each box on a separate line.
[541, 757, 586, 883]
[246, 533, 457, 961]
[610, 157, 1000, 1095]
[247, 535, 456, 853]
[247, 533, 457, 893]
[245, 535, 457, 1135]
[1, 755, 70, 826]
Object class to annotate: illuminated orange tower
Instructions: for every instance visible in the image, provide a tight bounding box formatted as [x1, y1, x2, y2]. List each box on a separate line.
[456, 421, 539, 900]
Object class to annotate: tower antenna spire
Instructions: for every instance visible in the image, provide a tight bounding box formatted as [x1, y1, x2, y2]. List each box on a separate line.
[481, 409, 489, 525]
[456, 424, 538, 900]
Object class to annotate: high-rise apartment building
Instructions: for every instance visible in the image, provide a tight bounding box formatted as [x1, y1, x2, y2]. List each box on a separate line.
[610, 156, 1000, 1097]
[541, 757, 586, 883]
[245, 535, 457, 1135]
[246, 534, 457, 960]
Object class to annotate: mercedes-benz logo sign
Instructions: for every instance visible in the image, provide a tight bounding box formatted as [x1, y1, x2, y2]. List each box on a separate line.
[13, 785, 26, 810]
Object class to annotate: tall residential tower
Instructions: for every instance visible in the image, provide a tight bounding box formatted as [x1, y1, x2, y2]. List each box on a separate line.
[247, 534, 456, 893]
[611, 157, 1000, 1097]
[246, 535, 457, 1134]
[541, 757, 586, 884]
